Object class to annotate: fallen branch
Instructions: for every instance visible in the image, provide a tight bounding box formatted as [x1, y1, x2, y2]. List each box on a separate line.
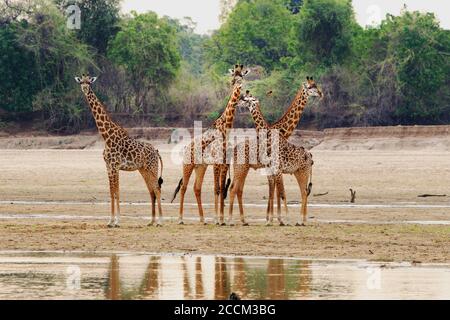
[349, 188, 356, 203]
[313, 192, 329, 197]
[417, 194, 447, 197]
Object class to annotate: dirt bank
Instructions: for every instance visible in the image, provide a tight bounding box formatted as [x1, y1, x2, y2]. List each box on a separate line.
[0, 220, 448, 263]
[1, 124, 449, 151]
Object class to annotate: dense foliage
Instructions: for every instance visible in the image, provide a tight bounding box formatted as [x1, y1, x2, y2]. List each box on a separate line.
[0, 0, 449, 132]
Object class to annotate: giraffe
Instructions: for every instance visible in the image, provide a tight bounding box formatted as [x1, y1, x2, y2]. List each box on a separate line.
[264, 76, 322, 220]
[75, 74, 163, 227]
[171, 65, 250, 225]
[227, 87, 317, 226]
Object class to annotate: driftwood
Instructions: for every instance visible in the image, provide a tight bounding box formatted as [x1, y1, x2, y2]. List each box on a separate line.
[313, 192, 329, 197]
[349, 188, 356, 203]
[417, 194, 447, 197]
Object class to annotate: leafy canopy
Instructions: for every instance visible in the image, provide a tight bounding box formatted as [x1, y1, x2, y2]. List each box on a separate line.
[108, 11, 181, 89]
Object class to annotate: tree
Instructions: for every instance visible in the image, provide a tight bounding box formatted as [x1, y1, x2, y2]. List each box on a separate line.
[108, 11, 181, 113]
[383, 12, 450, 123]
[0, 20, 39, 114]
[14, 1, 95, 132]
[351, 11, 450, 125]
[291, 0, 357, 67]
[285, 0, 303, 14]
[219, 0, 238, 24]
[54, 0, 120, 55]
[207, 0, 295, 71]
[164, 16, 209, 75]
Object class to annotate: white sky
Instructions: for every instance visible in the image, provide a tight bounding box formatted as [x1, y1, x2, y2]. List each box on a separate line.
[121, 0, 449, 34]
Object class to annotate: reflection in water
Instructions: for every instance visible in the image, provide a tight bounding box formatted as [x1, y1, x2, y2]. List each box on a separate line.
[0, 253, 449, 299]
[101, 255, 314, 300]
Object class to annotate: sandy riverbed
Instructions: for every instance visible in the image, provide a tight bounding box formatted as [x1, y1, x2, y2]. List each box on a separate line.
[0, 130, 449, 263]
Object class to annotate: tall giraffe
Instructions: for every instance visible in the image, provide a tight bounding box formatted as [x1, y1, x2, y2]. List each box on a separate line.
[171, 65, 250, 225]
[265, 77, 322, 218]
[75, 75, 164, 227]
[228, 80, 320, 226]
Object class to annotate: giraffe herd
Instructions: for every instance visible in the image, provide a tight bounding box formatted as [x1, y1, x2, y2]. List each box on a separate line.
[75, 64, 322, 228]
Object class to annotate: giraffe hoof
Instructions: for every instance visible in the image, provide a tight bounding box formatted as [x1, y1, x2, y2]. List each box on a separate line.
[228, 222, 235, 227]
[178, 221, 185, 225]
[242, 222, 249, 227]
[114, 224, 120, 228]
[279, 222, 286, 227]
[147, 222, 154, 227]
[295, 222, 306, 227]
[220, 222, 226, 227]
[107, 224, 114, 228]
[156, 223, 163, 227]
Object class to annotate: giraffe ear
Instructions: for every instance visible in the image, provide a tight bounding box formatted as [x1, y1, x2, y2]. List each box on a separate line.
[243, 69, 251, 76]
[74, 77, 82, 83]
[89, 77, 98, 84]
[228, 69, 234, 75]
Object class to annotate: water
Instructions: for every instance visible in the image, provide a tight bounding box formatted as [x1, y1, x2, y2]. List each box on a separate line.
[0, 252, 449, 300]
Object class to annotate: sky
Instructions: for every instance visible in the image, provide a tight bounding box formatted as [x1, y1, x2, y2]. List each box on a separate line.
[121, 0, 450, 34]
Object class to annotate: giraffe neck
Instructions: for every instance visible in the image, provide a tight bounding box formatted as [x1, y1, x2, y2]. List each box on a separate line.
[271, 86, 309, 138]
[213, 83, 242, 134]
[249, 100, 269, 130]
[83, 87, 127, 142]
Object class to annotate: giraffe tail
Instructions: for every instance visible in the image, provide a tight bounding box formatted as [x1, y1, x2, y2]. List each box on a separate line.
[171, 178, 183, 203]
[158, 152, 164, 188]
[307, 162, 313, 197]
[223, 167, 232, 199]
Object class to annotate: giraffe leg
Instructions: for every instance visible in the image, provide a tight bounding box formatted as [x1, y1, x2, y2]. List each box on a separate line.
[107, 169, 118, 228]
[213, 165, 220, 225]
[179, 164, 194, 225]
[275, 177, 285, 226]
[154, 187, 163, 227]
[149, 190, 156, 226]
[278, 175, 289, 225]
[227, 177, 237, 226]
[218, 165, 229, 226]
[294, 170, 309, 226]
[114, 174, 121, 227]
[266, 176, 270, 223]
[193, 165, 208, 225]
[139, 169, 159, 226]
[266, 176, 275, 226]
[236, 166, 249, 226]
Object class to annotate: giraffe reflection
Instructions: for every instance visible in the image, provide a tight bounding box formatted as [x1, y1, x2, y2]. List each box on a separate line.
[105, 254, 120, 300]
[104, 255, 312, 300]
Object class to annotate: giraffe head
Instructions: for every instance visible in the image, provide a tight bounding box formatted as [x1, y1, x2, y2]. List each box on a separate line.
[304, 76, 323, 99]
[241, 90, 259, 113]
[229, 64, 250, 87]
[75, 74, 98, 95]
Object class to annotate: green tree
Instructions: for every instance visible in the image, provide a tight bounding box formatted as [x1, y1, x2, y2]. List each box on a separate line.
[0, 20, 39, 113]
[164, 17, 209, 75]
[383, 12, 450, 123]
[54, 0, 120, 55]
[207, 0, 296, 71]
[351, 11, 450, 125]
[290, 0, 357, 68]
[15, 1, 95, 132]
[285, 0, 303, 14]
[108, 11, 181, 113]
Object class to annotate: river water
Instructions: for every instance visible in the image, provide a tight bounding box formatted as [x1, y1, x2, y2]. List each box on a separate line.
[0, 252, 449, 299]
